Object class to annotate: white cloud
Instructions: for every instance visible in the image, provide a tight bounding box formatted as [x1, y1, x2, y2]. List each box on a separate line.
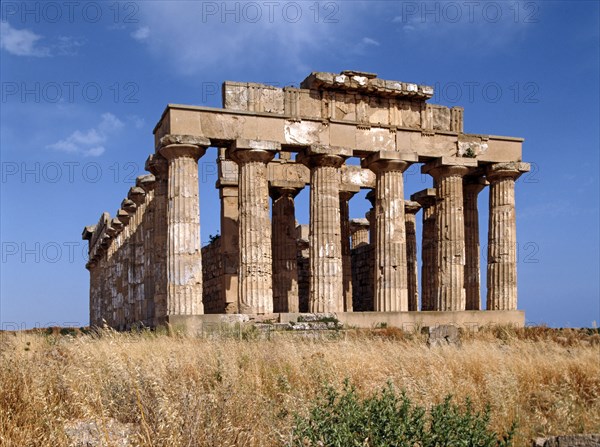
[131, 26, 150, 41]
[131, 2, 343, 77]
[0, 22, 50, 57]
[47, 113, 124, 157]
[362, 37, 380, 46]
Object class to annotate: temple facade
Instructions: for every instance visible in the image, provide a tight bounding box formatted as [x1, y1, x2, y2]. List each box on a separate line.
[83, 71, 530, 330]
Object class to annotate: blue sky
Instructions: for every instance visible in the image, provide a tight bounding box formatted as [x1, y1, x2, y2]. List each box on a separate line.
[1, 1, 598, 328]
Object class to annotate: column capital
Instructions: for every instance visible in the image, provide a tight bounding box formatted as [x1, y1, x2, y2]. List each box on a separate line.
[128, 186, 146, 206]
[116, 208, 131, 225]
[230, 139, 279, 164]
[404, 200, 421, 214]
[231, 139, 279, 163]
[463, 175, 488, 194]
[145, 153, 168, 177]
[136, 174, 156, 193]
[121, 198, 137, 214]
[297, 144, 351, 169]
[421, 156, 477, 178]
[349, 217, 369, 232]
[366, 188, 376, 206]
[340, 185, 360, 201]
[269, 182, 303, 200]
[486, 162, 530, 181]
[362, 150, 418, 173]
[410, 188, 437, 208]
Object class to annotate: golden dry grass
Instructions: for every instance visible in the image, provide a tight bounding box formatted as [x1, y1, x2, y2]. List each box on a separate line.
[0, 326, 599, 446]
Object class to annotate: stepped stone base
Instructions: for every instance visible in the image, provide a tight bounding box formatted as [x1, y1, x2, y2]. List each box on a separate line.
[167, 310, 524, 334]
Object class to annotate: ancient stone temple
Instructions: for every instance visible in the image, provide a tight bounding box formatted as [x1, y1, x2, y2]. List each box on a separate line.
[83, 70, 530, 330]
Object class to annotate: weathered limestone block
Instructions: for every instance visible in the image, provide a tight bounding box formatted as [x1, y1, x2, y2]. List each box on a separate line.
[363, 151, 417, 312]
[422, 157, 477, 311]
[486, 162, 530, 310]
[427, 324, 462, 348]
[404, 200, 421, 312]
[270, 184, 303, 313]
[230, 139, 279, 314]
[298, 145, 351, 313]
[159, 134, 210, 316]
[349, 218, 369, 248]
[464, 176, 487, 311]
[411, 188, 437, 311]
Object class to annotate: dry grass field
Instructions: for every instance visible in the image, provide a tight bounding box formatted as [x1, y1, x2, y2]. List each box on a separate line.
[0, 326, 599, 446]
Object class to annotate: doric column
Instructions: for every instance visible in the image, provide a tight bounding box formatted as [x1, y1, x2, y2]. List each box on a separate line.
[463, 176, 487, 310]
[120, 198, 137, 327]
[137, 174, 156, 325]
[422, 157, 477, 311]
[159, 134, 210, 316]
[145, 154, 168, 325]
[411, 188, 437, 311]
[404, 200, 421, 311]
[218, 147, 240, 313]
[298, 144, 351, 313]
[270, 183, 303, 313]
[230, 139, 279, 314]
[486, 162, 530, 310]
[365, 189, 376, 244]
[128, 186, 147, 324]
[340, 188, 358, 312]
[350, 218, 370, 248]
[363, 151, 417, 312]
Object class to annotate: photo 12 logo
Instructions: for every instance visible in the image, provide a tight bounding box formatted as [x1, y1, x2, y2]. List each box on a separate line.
[200, 1, 340, 24]
[1, 2, 139, 24]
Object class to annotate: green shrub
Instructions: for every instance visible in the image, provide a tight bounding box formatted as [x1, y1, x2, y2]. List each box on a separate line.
[290, 380, 516, 447]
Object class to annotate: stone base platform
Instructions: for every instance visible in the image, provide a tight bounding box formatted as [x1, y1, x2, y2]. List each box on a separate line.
[166, 310, 525, 334]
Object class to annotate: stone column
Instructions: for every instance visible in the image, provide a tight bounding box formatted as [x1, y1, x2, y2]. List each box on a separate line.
[350, 218, 370, 248]
[137, 174, 156, 325]
[230, 139, 279, 314]
[340, 188, 358, 312]
[298, 145, 351, 313]
[159, 134, 210, 316]
[411, 188, 437, 311]
[270, 184, 303, 313]
[422, 157, 477, 311]
[365, 189, 376, 244]
[217, 148, 240, 313]
[486, 162, 530, 310]
[363, 151, 417, 312]
[404, 200, 421, 311]
[145, 154, 168, 325]
[120, 198, 137, 327]
[129, 186, 149, 324]
[463, 176, 487, 310]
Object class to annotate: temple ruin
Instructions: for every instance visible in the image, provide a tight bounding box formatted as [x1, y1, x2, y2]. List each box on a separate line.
[82, 70, 530, 330]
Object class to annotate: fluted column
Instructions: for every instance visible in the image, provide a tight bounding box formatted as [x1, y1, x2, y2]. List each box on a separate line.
[128, 186, 147, 324]
[298, 145, 351, 313]
[137, 174, 156, 324]
[365, 189, 376, 244]
[422, 157, 477, 311]
[340, 189, 357, 312]
[159, 134, 210, 316]
[217, 147, 240, 313]
[486, 162, 530, 310]
[350, 218, 370, 248]
[463, 176, 487, 310]
[145, 154, 168, 324]
[363, 151, 417, 312]
[270, 184, 302, 313]
[404, 200, 421, 311]
[411, 188, 437, 311]
[230, 139, 279, 314]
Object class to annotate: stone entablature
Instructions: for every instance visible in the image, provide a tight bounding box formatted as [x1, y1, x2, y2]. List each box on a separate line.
[83, 70, 530, 329]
